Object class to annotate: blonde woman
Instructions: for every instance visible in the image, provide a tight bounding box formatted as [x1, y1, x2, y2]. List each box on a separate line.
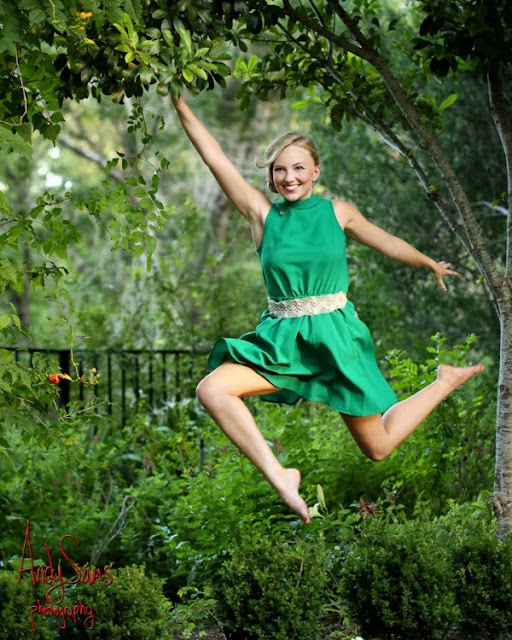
[172, 94, 483, 524]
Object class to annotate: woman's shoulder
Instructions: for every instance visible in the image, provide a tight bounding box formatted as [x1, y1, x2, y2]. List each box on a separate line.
[330, 199, 360, 229]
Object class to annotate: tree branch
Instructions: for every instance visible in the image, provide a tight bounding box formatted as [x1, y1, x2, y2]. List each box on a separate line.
[281, 0, 365, 58]
[488, 65, 512, 279]
[473, 201, 508, 217]
[58, 134, 126, 183]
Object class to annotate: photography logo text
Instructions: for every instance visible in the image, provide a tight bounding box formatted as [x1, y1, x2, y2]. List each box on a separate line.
[17, 521, 114, 631]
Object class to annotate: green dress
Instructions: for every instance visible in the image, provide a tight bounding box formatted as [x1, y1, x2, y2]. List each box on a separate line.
[208, 195, 398, 416]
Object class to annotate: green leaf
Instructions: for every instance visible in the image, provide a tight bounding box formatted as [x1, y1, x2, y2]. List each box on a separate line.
[28, 7, 45, 23]
[50, 112, 65, 124]
[188, 64, 208, 80]
[113, 23, 129, 39]
[291, 99, 310, 110]
[439, 93, 458, 111]
[0, 315, 11, 330]
[115, 43, 132, 53]
[182, 68, 194, 83]
[162, 29, 174, 48]
[0, 349, 13, 363]
[0, 190, 14, 218]
[178, 28, 193, 58]
[247, 55, 259, 72]
[138, 64, 153, 85]
[42, 123, 60, 144]
[145, 234, 157, 255]
[131, 244, 144, 257]
[0, 126, 33, 159]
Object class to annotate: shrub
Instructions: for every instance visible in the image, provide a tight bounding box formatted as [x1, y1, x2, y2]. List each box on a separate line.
[335, 504, 512, 640]
[0, 569, 59, 640]
[449, 507, 512, 640]
[0, 565, 172, 640]
[64, 565, 172, 639]
[215, 530, 327, 640]
[337, 517, 460, 640]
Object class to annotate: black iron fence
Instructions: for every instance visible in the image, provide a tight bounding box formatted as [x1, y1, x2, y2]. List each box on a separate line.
[5, 347, 209, 426]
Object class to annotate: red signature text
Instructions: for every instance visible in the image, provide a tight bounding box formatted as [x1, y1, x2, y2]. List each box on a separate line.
[18, 521, 113, 609]
[29, 598, 94, 631]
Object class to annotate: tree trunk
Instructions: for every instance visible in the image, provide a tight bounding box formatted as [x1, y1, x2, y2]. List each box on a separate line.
[487, 63, 512, 533]
[492, 291, 512, 532]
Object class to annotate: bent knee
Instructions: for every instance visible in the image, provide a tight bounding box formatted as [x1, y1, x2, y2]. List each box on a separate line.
[196, 374, 235, 407]
[196, 376, 215, 406]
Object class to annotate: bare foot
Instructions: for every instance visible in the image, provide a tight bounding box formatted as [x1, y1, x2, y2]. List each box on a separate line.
[273, 468, 311, 524]
[436, 363, 485, 392]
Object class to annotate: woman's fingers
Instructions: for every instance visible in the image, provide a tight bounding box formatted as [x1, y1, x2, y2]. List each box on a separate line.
[435, 261, 459, 291]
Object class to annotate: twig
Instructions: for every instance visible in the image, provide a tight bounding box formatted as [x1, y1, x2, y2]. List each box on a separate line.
[0, 46, 29, 126]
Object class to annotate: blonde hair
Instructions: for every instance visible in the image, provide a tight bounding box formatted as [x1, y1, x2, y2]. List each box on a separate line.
[256, 132, 321, 193]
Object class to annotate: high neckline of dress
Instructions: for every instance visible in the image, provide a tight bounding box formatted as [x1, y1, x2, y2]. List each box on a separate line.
[277, 195, 319, 211]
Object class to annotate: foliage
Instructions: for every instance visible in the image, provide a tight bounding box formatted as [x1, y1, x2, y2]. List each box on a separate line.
[413, 0, 512, 76]
[169, 585, 219, 640]
[0, 568, 59, 639]
[0, 565, 172, 640]
[335, 503, 512, 640]
[452, 511, 512, 639]
[215, 529, 327, 640]
[65, 565, 172, 639]
[0, 401, 205, 568]
[0, 334, 498, 637]
[338, 519, 460, 639]
[381, 333, 494, 513]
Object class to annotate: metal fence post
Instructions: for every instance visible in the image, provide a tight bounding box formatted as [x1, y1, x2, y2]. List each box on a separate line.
[58, 349, 71, 408]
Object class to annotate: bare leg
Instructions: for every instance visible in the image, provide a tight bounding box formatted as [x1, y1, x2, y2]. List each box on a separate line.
[343, 363, 485, 461]
[196, 362, 311, 523]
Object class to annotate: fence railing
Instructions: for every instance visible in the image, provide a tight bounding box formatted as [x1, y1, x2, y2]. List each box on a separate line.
[5, 347, 209, 426]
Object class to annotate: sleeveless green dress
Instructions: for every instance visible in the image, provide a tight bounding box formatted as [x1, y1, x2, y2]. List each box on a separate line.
[208, 196, 398, 416]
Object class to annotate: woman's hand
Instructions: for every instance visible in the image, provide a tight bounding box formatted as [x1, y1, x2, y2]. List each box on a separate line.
[429, 260, 459, 292]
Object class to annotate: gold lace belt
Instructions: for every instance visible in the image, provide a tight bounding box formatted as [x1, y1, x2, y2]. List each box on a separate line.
[267, 290, 348, 318]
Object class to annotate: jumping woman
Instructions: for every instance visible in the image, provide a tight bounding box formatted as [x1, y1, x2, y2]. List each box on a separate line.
[171, 94, 484, 524]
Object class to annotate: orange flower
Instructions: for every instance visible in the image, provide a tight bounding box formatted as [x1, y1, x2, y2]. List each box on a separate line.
[48, 373, 73, 384]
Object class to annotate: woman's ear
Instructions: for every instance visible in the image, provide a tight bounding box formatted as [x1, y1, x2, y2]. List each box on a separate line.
[313, 165, 321, 182]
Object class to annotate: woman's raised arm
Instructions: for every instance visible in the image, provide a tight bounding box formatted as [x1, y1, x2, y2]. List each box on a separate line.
[171, 95, 270, 224]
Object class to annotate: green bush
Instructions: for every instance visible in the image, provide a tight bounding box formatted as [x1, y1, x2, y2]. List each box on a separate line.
[215, 530, 326, 640]
[450, 508, 512, 639]
[65, 565, 172, 639]
[335, 504, 512, 640]
[337, 517, 460, 640]
[0, 565, 171, 640]
[0, 569, 59, 640]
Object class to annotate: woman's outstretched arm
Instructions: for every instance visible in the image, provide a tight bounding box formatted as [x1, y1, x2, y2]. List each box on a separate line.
[171, 94, 270, 224]
[333, 199, 458, 291]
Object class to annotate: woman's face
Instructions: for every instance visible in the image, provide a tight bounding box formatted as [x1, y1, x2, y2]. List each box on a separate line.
[272, 144, 320, 201]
